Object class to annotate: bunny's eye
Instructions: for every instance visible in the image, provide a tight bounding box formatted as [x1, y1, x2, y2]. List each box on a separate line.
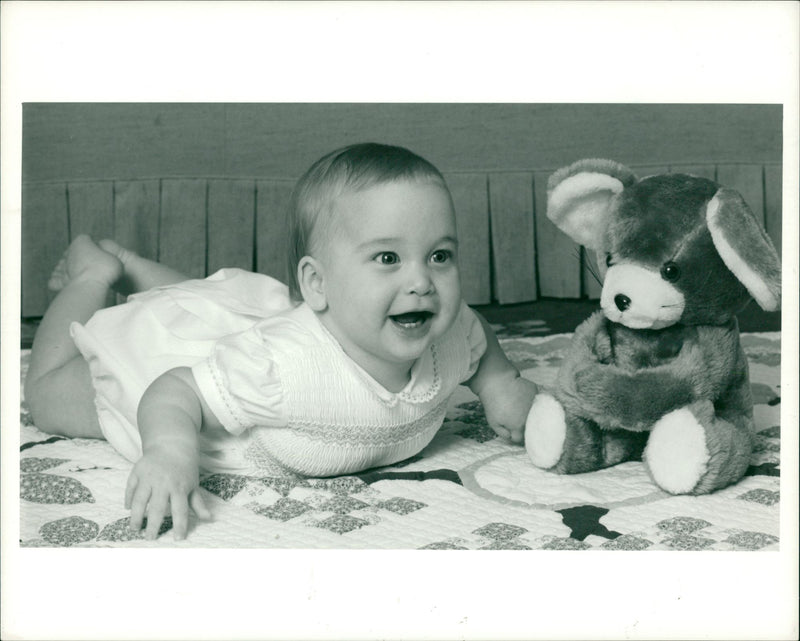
[660, 261, 681, 282]
[605, 254, 614, 267]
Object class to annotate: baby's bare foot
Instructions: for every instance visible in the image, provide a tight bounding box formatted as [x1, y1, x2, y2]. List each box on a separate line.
[47, 253, 70, 291]
[98, 238, 137, 268]
[48, 235, 123, 291]
[97, 238, 150, 296]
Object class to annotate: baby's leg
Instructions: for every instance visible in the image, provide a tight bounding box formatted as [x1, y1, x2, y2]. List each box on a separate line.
[50, 238, 189, 297]
[97, 239, 188, 296]
[26, 357, 102, 438]
[29, 235, 191, 436]
[26, 235, 124, 438]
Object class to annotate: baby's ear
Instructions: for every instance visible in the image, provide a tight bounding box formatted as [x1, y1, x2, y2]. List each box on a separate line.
[706, 188, 782, 311]
[547, 159, 636, 250]
[297, 256, 328, 312]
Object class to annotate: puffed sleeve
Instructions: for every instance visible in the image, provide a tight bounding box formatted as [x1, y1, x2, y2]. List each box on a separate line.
[192, 325, 287, 435]
[461, 304, 488, 382]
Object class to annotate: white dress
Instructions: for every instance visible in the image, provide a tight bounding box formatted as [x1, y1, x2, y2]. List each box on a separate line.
[71, 269, 487, 477]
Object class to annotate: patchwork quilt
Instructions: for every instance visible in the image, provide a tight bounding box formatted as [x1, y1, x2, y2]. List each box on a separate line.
[18, 330, 782, 550]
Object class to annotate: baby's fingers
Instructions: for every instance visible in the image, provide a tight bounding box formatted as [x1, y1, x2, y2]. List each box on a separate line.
[144, 493, 169, 540]
[491, 424, 512, 440]
[170, 494, 190, 541]
[124, 473, 139, 510]
[128, 484, 151, 532]
[190, 490, 212, 521]
[169, 491, 211, 541]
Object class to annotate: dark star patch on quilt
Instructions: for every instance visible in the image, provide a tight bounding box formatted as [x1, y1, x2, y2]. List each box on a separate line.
[557, 505, 622, 541]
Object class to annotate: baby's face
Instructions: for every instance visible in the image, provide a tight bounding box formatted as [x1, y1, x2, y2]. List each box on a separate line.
[318, 178, 461, 389]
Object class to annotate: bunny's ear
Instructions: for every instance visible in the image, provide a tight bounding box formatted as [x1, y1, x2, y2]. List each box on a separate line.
[546, 159, 636, 249]
[706, 188, 782, 311]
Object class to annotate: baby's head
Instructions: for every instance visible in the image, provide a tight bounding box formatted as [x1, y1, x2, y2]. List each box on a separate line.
[286, 142, 463, 388]
[286, 142, 451, 299]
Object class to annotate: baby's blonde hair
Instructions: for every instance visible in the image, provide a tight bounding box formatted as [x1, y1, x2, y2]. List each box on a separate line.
[286, 142, 450, 301]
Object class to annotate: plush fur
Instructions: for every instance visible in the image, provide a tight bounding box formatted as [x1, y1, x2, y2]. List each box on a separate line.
[524, 159, 781, 495]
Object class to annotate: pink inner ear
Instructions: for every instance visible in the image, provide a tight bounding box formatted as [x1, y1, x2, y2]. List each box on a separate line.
[547, 172, 623, 249]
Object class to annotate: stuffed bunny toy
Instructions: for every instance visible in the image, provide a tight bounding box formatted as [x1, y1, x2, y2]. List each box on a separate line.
[525, 159, 781, 495]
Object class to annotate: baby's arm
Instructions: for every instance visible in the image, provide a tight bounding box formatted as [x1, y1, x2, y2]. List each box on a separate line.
[127, 367, 218, 540]
[466, 313, 538, 443]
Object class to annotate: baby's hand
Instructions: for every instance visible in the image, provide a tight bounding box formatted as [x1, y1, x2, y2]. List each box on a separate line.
[479, 373, 539, 444]
[125, 447, 212, 540]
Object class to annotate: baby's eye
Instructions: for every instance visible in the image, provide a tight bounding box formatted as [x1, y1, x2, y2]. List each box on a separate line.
[430, 249, 452, 264]
[375, 252, 400, 265]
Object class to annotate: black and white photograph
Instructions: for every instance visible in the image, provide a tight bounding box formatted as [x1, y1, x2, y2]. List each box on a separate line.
[13, 101, 787, 547]
[2, 3, 798, 641]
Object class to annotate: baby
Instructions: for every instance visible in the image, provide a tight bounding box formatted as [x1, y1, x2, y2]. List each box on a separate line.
[26, 143, 538, 540]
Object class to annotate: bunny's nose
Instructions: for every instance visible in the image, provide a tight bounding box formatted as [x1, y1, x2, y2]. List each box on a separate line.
[614, 294, 631, 312]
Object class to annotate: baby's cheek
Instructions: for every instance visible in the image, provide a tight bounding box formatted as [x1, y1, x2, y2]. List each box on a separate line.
[445, 276, 464, 306]
[442, 301, 462, 331]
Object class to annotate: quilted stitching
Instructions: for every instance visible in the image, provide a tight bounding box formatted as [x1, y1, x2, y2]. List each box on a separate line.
[18, 332, 781, 549]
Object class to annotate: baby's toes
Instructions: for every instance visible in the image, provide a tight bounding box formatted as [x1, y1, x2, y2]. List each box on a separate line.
[98, 238, 135, 265]
[65, 235, 123, 286]
[47, 254, 70, 291]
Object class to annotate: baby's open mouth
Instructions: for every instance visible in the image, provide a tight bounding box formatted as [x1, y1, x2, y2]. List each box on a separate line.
[390, 311, 434, 328]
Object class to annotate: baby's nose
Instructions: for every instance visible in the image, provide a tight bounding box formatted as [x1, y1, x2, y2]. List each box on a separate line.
[407, 265, 434, 295]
